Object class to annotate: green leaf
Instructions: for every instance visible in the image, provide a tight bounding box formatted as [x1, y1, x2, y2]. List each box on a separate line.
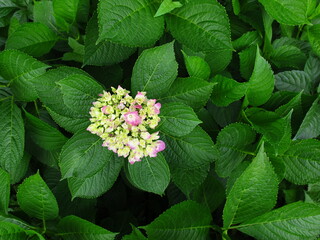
[191, 172, 226, 212]
[161, 126, 217, 169]
[57, 215, 117, 240]
[246, 46, 274, 106]
[122, 225, 147, 240]
[127, 153, 170, 195]
[295, 97, 320, 139]
[0, 99, 25, 184]
[304, 54, 320, 86]
[0, 221, 28, 240]
[5, 22, 57, 57]
[33, 0, 56, 31]
[17, 172, 59, 220]
[0, 0, 18, 18]
[281, 139, 320, 184]
[53, 0, 80, 31]
[237, 202, 320, 240]
[308, 24, 320, 57]
[275, 91, 303, 117]
[68, 153, 123, 199]
[97, 0, 164, 47]
[60, 130, 113, 179]
[62, 38, 84, 63]
[143, 200, 212, 240]
[46, 107, 89, 134]
[223, 144, 278, 228]
[232, 31, 262, 52]
[131, 42, 178, 98]
[58, 74, 103, 116]
[159, 102, 202, 137]
[182, 51, 211, 80]
[25, 111, 68, 151]
[0, 168, 10, 215]
[166, 0, 232, 73]
[0, 50, 49, 101]
[239, 45, 256, 80]
[154, 0, 182, 17]
[275, 70, 313, 94]
[211, 75, 248, 107]
[84, 14, 135, 66]
[232, 0, 240, 15]
[215, 123, 256, 178]
[160, 77, 214, 111]
[258, 0, 309, 25]
[245, 108, 290, 151]
[270, 45, 307, 69]
[170, 164, 210, 196]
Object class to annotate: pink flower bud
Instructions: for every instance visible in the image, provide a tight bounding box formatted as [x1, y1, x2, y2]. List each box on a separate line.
[124, 111, 142, 126]
[156, 140, 166, 152]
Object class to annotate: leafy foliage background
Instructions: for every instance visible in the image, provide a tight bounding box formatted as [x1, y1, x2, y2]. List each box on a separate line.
[1, 0, 320, 239]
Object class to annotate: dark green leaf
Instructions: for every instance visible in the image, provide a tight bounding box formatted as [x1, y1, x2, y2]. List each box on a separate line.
[0, 222, 28, 240]
[0, 99, 25, 184]
[84, 14, 135, 66]
[0, 168, 10, 214]
[211, 75, 248, 107]
[270, 45, 307, 69]
[215, 123, 256, 177]
[239, 45, 256, 80]
[33, 0, 56, 31]
[57, 215, 117, 240]
[308, 24, 320, 57]
[143, 200, 212, 240]
[159, 102, 202, 137]
[275, 70, 313, 94]
[5, 22, 57, 57]
[53, 0, 80, 31]
[127, 153, 170, 195]
[25, 111, 68, 151]
[131, 42, 178, 98]
[160, 77, 214, 111]
[97, 0, 164, 47]
[0, 50, 49, 101]
[17, 172, 59, 220]
[232, 31, 262, 51]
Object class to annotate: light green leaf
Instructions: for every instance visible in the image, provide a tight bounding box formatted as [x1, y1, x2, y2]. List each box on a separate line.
[270, 45, 307, 69]
[60, 130, 112, 179]
[211, 75, 248, 107]
[247, 46, 274, 106]
[232, 0, 240, 15]
[166, 0, 232, 73]
[127, 153, 170, 195]
[0, 50, 49, 101]
[159, 102, 202, 137]
[122, 225, 147, 240]
[0, 222, 28, 240]
[154, 0, 182, 17]
[58, 74, 103, 116]
[215, 123, 256, 178]
[237, 202, 320, 240]
[84, 14, 135, 66]
[281, 139, 320, 184]
[0, 168, 10, 215]
[258, 0, 309, 25]
[239, 45, 256, 80]
[62, 38, 84, 63]
[161, 126, 218, 169]
[232, 31, 262, 52]
[131, 42, 178, 98]
[308, 24, 320, 57]
[182, 51, 211, 80]
[160, 77, 214, 111]
[295, 97, 320, 139]
[143, 200, 212, 240]
[57, 215, 117, 240]
[17, 172, 59, 220]
[97, 0, 164, 47]
[5, 22, 57, 57]
[25, 111, 68, 151]
[223, 144, 278, 228]
[275, 70, 313, 94]
[0, 99, 25, 184]
[68, 153, 123, 199]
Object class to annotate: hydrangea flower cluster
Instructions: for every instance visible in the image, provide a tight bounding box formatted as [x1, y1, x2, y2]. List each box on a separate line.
[87, 86, 166, 164]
